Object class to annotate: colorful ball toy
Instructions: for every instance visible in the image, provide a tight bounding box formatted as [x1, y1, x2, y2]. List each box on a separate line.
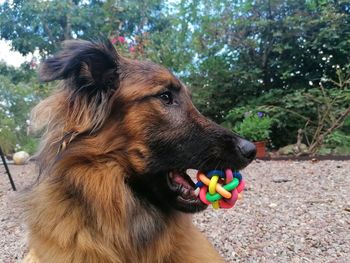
[195, 169, 245, 209]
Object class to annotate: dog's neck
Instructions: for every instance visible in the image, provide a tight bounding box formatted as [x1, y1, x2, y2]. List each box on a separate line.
[24, 161, 191, 262]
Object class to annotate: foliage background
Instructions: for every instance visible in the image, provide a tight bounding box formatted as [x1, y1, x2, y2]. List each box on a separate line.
[0, 0, 349, 155]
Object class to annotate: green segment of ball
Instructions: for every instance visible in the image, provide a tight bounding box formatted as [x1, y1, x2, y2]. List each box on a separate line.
[205, 177, 239, 202]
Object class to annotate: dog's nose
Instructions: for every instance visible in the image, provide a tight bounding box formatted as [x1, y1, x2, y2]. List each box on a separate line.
[237, 139, 256, 161]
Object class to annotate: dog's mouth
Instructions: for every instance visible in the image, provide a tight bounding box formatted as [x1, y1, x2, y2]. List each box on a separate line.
[167, 171, 197, 199]
[166, 170, 207, 212]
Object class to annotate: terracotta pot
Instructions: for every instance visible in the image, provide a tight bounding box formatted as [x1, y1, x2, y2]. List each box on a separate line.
[253, 141, 266, 159]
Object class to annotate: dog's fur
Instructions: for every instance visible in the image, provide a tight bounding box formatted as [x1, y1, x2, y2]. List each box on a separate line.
[22, 39, 255, 263]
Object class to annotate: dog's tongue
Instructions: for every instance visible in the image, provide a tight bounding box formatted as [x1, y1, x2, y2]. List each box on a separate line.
[172, 171, 193, 189]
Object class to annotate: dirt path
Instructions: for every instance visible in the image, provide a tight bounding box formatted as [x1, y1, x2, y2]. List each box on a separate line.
[1, 160, 349, 262]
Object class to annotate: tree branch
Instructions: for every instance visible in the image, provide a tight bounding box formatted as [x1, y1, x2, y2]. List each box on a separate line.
[308, 106, 350, 153]
[43, 22, 58, 49]
[64, 0, 73, 40]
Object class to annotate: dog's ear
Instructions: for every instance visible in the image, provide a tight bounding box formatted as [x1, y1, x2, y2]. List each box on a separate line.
[39, 39, 121, 134]
[39, 39, 119, 98]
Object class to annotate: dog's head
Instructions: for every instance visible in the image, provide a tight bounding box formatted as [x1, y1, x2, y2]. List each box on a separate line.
[38, 39, 256, 214]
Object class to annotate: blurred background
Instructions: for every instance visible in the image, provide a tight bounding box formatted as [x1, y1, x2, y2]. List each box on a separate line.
[0, 0, 349, 158]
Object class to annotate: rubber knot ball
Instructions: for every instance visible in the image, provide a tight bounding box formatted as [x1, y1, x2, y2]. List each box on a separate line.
[195, 169, 245, 209]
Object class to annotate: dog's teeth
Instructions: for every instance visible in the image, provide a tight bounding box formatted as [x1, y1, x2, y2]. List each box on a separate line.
[169, 172, 173, 178]
[194, 188, 200, 196]
[183, 188, 191, 197]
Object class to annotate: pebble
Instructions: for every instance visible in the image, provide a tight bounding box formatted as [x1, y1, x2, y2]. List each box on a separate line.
[1, 160, 350, 262]
[193, 160, 350, 262]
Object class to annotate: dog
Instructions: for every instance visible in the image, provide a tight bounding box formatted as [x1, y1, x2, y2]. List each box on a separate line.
[22, 39, 256, 263]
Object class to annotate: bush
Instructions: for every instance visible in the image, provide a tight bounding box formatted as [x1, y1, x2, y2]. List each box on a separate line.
[232, 113, 273, 142]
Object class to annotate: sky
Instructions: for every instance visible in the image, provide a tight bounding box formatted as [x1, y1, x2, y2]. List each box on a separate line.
[0, 40, 28, 67]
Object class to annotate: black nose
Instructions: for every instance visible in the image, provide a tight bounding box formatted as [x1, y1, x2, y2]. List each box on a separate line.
[237, 139, 256, 160]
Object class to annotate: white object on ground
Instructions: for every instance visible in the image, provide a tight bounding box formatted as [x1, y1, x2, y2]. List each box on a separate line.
[13, 151, 30, 165]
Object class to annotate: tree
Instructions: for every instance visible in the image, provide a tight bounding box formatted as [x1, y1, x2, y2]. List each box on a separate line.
[164, 0, 350, 148]
[172, 0, 350, 124]
[0, 0, 168, 56]
[0, 62, 51, 154]
[1, 0, 349, 151]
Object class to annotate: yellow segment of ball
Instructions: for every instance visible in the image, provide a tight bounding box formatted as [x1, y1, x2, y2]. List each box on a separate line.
[209, 175, 219, 195]
[212, 201, 219, 209]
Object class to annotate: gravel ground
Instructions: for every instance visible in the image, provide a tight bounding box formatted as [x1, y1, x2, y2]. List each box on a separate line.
[1, 160, 350, 262]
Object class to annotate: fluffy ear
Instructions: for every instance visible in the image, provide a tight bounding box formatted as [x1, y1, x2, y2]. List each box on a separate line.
[39, 39, 121, 134]
[39, 39, 119, 97]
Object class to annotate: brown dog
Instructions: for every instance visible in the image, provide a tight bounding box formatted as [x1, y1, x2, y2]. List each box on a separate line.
[22, 39, 256, 263]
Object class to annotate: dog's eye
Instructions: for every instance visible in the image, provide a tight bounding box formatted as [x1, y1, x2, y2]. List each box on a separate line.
[158, 91, 173, 105]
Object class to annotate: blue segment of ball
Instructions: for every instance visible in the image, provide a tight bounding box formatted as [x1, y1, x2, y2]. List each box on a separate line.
[207, 170, 225, 178]
[233, 171, 242, 181]
[195, 181, 204, 188]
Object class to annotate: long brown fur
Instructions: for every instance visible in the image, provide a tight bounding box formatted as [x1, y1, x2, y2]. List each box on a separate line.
[23, 39, 254, 263]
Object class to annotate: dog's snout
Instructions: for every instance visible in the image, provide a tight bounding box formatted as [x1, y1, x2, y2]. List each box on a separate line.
[237, 139, 256, 161]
